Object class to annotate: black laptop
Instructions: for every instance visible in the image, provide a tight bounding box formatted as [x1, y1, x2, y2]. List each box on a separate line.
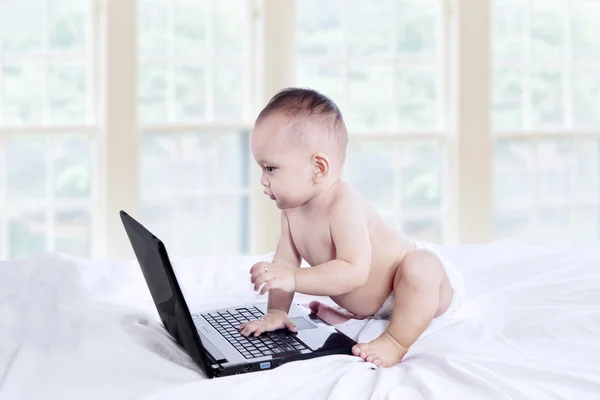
[120, 210, 356, 378]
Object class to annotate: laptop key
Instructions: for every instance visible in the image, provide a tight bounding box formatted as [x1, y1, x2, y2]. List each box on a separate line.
[281, 344, 294, 352]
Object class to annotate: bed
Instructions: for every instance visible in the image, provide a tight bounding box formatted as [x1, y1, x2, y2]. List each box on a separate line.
[1, 240, 599, 399]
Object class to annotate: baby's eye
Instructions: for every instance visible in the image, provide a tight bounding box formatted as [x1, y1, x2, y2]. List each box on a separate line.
[265, 166, 275, 172]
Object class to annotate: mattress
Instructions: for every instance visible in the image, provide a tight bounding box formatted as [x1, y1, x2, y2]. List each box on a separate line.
[1, 239, 599, 399]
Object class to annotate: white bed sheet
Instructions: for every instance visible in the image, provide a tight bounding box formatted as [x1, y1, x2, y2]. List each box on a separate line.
[1, 240, 599, 399]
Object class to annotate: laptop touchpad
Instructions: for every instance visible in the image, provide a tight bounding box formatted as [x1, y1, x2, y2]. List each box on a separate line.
[290, 317, 317, 330]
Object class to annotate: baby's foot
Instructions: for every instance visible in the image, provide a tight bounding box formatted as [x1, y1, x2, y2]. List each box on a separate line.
[308, 301, 361, 325]
[352, 330, 408, 367]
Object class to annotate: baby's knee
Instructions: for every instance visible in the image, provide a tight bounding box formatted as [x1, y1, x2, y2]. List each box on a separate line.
[396, 249, 444, 287]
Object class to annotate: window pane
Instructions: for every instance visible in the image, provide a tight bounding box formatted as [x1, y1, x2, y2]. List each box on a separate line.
[296, 0, 343, 58]
[7, 136, 47, 202]
[536, 140, 571, 202]
[395, 0, 440, 59]
[1, 63, 45, 125]
[345, 139, 445, 243]
[8, 210, 46, 260]
[494, 141, 533, 208]
[395, 68, 439, 130]
[140, 131, 250, 256]
[346, 65, 393, 131]
[139, 0, 250, 124]
[141, 131, 249, 199]
[402, 217, 442, 244]
[47, 0, 89, 52]
[0, 1, 44, 53]
[573, 72, 600, 129]
[533, 206, 570, 240]
[494, 209, 530, 240]
[530, 0, 564, 65]
[140, 202, 175, 249]
[0, 1, 93, 127]
[212, 0, 247, 57]
[173, 65, 207, 122]
[54, 206, 91, 257]
[401, 141, 444, 211]
[572, 207, 599, 239]
[346, 0, 392, 58]
[296, 62, 345, 108]
[493, 68, 523, 130]
[572, 1, 600, 62]
[345, 141, 396, 211]
[213, 65, 245, 121]
[494, 139, 600, 240]
[530, 71, 563, 129]
[296, 0, 444, 132]
[576, 140, 600, 202]
[139, 63, 168, 124]
[140, 134, 179, 199]
[493, 0, 525, 62]
[172, 0, 207, 58]
[53, 136, 92, 199]
[48, 64, 88, 124]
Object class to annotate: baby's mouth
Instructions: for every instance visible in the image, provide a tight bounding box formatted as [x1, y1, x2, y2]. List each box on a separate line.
[264, 191, 276, 201]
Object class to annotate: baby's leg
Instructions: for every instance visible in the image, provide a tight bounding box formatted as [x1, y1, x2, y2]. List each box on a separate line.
[352, 249, 452, 367]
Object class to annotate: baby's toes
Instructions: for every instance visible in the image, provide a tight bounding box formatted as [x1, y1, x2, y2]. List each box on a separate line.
[352, 344, 361, 357]
[373, 358, 383, 367]
[352, 343, 372, 360]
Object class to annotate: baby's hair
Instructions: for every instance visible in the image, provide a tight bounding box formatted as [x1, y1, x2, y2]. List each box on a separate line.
[256, 87, 348, 161]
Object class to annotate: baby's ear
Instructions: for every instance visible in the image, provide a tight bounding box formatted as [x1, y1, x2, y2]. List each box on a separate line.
[311, 152, 330, 183]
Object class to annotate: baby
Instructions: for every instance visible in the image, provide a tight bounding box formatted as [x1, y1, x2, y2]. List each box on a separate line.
[239, 88, 463, 367]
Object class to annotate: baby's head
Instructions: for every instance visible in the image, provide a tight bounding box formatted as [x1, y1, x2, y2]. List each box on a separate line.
[250, 87, 348, 209]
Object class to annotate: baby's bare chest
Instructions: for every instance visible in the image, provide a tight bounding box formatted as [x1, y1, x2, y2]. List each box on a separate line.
[287, 217, 335, 267]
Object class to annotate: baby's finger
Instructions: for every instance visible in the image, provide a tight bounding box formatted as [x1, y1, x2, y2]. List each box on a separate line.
[260, 281, 274, 295]
[239, 321, 249, 330]
[250, 268, 264, 284]
[284, 319, 297, 332]
[254, 273, 274, 291]
[241, 324, 256, 336]
[249, 261, 268, 275]
[253, 326, 266, 337]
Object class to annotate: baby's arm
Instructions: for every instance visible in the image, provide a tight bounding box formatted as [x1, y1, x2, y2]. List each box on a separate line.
[266, 211, 302, 313]
[240, 212, 301, 336]
[294, 198, 371, 296]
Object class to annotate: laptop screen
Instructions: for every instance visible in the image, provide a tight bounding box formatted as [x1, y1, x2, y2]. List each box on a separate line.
[120, 210, 213, 377]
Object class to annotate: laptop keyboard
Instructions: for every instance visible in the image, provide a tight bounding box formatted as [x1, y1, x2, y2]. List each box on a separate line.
[201, 307, 308, 359]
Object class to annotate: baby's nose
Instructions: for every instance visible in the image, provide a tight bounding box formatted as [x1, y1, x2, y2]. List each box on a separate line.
[260, 174, 269, 187]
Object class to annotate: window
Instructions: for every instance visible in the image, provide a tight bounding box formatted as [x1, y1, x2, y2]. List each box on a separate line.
[1, 0, 597, 261]
[138, 0, 253, 258]
[493, 0, 600, 240]
[295, 0, 447, 243]
[0, 0, 96, 259]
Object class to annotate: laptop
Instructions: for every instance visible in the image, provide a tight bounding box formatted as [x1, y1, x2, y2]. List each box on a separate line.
[120, 210, 356, 378]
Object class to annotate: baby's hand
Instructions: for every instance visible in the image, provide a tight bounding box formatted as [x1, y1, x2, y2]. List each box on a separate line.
[250, 260, 296, 294]
[239, 309, 298, 337]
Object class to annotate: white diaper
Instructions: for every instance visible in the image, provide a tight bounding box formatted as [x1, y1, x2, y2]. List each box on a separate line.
[374, 241, 466, 319]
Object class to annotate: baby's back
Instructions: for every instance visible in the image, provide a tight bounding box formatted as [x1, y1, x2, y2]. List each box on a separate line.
[286, 181, 415, 317]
